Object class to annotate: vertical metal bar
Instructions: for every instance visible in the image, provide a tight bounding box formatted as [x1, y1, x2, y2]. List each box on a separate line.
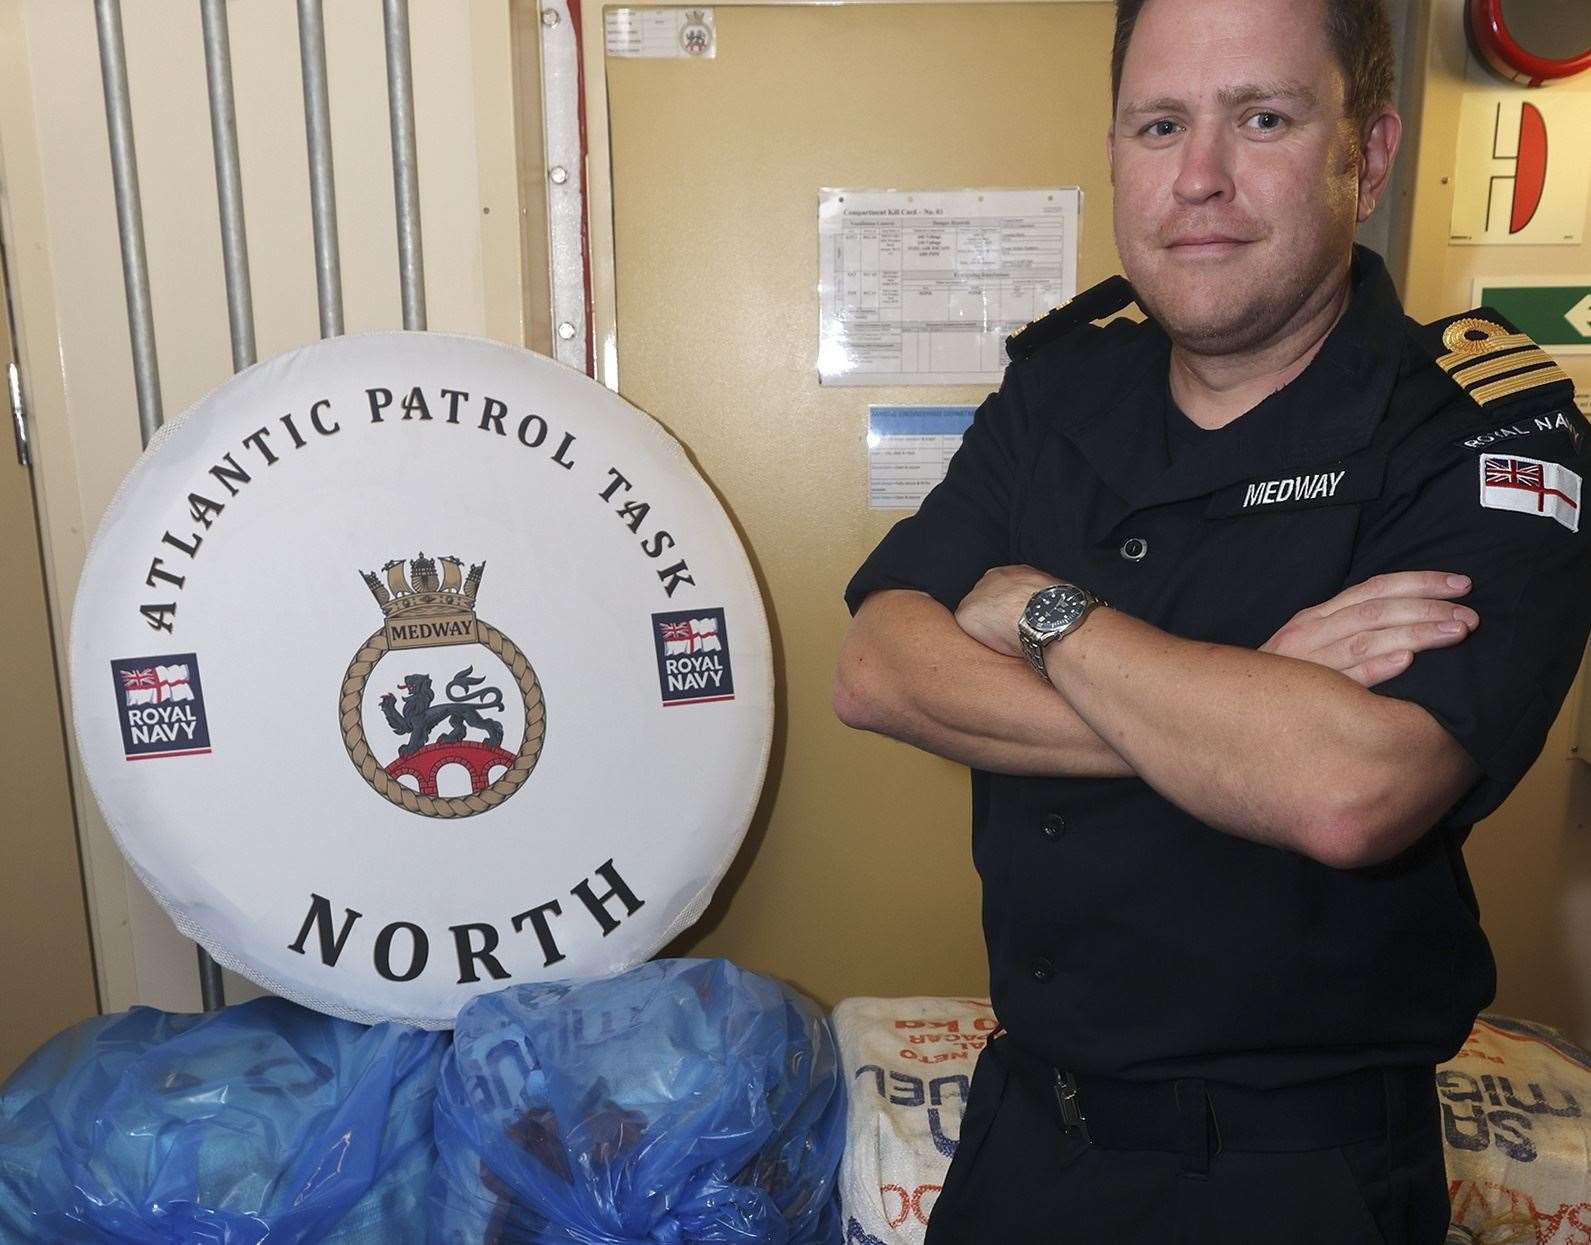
[297, 0, 343, 337]
[195, 949, 225, 1011]
[193, 0, 261, 1017]
[93, 0, 163, 442]
[382, 0, 425, 330]
[6, 363, 24, 468]
[97, 0, 225, 1011]
[538, 0, 591, 376]
[201, 0, 256, 372]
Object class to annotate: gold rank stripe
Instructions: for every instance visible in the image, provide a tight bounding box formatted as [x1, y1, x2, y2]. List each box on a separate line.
[1450, 346, 1555, 388]
[1468, 362, 1573, 407]
[1435, 331, 1533, 372]
[1013, 303, 1067, 337]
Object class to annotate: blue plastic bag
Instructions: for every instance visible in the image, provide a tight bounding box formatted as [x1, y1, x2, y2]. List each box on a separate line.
[0, 996, 446, 1243]
[431, 958, 846, 1244]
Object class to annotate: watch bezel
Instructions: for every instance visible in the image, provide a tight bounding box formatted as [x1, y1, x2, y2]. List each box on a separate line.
[1017, 582, 1104, 681]
[1022, 584, 1088, 639]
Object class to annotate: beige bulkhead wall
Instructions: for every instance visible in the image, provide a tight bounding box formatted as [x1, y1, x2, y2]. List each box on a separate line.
[594, 2, 1125, 1010]
[1396, 0, 1591, 1046]
[591, 0, 1590, 1044]
[0, 250, 98, 1080]
[3, 0, 1585, 1045]
[0, 0, 533, 1014]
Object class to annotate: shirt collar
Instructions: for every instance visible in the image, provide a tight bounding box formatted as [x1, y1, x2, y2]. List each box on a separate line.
[1056, 245, 1407, 529]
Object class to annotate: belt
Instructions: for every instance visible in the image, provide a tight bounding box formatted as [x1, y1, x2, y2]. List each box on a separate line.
[993, 1036, 1433, 1176]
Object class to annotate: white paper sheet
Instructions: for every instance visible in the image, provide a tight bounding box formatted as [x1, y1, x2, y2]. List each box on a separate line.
[819, 188, 1080, 386]
[605, 8, 715, 59]
[867, 405, 976, 509]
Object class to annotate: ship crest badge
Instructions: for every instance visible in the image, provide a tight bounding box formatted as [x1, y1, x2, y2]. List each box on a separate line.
[340, 552, 546, 818]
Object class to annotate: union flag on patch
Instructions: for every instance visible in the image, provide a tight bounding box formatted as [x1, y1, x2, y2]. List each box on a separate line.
[651, 608, 735, 706]
[1479, 454, 1581, 532]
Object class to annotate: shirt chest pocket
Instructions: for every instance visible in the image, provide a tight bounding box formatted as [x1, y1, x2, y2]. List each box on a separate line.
[1177, 506, 1368, 647]
[1015, 454, 1386, 649]
[1185, 456, 1387, 644]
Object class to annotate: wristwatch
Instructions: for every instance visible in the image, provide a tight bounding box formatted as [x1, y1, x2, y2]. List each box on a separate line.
[1017, 582, 1106, 681]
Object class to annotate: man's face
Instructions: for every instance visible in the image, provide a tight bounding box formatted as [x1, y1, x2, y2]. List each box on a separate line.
[1109, 0, 1365, 355]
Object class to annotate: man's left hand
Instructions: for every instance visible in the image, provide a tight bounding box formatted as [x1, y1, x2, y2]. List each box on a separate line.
[955, 565, 1058, 658]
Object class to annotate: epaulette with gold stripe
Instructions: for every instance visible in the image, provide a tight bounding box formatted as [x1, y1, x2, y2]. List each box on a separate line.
[1005, 275, 1137, 362]
[1418, 310, 1574, 408]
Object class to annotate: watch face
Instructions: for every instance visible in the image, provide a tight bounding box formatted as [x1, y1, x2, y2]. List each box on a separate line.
[1026, 585, 1086, 633]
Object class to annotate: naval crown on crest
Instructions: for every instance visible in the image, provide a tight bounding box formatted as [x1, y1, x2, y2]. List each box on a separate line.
[362, 553, 484, 622]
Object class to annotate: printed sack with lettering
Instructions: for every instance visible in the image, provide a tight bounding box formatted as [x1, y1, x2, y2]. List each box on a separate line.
[0, 997, 445, 1243]
[830, 996, 999, 1245]
[1438, 1012, 1591, 1245]
[429, 957, 846, 1244]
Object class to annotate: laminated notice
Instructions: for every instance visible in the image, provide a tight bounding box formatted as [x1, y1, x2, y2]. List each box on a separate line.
[820, 188, 1080, 386]
[605, 8, 715, 58]
[867, 406, 975, 510]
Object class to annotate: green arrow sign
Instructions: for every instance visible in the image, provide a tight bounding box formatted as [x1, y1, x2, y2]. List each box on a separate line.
[1474, 279, 1591, 353]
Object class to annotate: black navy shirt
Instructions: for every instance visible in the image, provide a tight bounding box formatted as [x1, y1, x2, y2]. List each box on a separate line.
[844, 248, 1591, 1089]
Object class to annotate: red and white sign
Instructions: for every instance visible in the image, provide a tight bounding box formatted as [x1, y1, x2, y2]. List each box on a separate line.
[1450, 93, 1591, 246]
[1479, 454, 1581, 532]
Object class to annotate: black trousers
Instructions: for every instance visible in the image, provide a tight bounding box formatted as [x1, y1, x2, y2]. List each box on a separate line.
[923, 1038, 1452, 1244]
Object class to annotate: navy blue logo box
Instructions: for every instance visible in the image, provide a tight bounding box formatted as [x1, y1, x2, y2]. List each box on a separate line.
[110, 653, 212, 760]
[651, 608, 735, 706]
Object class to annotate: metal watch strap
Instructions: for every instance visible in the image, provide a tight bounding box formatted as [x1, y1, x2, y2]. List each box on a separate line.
[1019, 622, 1051, 679]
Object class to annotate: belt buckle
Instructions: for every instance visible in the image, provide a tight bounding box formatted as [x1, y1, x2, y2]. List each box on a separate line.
[1053, 1069, 1092, 1145]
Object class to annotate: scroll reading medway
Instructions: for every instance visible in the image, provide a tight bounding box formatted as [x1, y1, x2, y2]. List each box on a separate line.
[387, 618, 483, 650]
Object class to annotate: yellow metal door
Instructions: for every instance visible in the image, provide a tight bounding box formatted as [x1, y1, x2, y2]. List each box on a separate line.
[601, 1, 1120, 1003]
[0, 257, 97, 1079]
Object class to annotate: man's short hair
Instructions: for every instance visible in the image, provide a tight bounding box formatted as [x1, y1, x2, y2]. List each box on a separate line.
[1110, 0, 1396, 137]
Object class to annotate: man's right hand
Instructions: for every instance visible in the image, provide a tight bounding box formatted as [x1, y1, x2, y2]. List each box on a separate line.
[1261, 572, 1478, 688]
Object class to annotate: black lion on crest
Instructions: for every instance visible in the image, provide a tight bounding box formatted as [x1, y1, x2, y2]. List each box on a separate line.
[379, 666, 506, 758]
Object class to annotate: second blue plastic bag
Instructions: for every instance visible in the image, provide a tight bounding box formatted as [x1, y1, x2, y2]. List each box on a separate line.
[430, 957, 846, 1244]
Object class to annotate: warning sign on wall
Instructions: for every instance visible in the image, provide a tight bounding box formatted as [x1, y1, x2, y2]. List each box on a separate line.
[1450, 93, 1591, 246]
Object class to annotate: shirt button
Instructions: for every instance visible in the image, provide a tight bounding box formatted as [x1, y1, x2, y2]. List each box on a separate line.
[1041, 814, 1067, 840]
[1120, 537, 1149, 562]
[1030, 955, 1056, 983]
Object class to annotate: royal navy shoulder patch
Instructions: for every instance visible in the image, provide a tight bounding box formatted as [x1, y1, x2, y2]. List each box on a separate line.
[1417, 309, 1574, 410]
[1005, 275, 1137, 362]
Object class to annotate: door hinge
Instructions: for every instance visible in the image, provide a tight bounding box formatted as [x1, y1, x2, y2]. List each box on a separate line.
[8, 360, 28, 468]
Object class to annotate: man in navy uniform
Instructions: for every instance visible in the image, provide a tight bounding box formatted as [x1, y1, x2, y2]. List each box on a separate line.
[833, 0, 1591, 1240]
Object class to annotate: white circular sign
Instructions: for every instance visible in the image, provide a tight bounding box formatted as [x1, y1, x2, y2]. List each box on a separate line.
[70, 333, 773, 1028]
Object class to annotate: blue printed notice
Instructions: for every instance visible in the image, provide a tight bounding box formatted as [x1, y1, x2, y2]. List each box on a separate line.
[867, 405, 976, 509]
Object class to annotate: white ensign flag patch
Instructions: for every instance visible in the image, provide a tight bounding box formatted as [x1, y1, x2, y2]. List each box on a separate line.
[1479, 454, 1581, 532]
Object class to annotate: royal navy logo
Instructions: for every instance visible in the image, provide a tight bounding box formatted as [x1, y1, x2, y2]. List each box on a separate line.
[110, 653, 211, 761]
[340, 553, 546, 817]
[652, 607, 734, 706]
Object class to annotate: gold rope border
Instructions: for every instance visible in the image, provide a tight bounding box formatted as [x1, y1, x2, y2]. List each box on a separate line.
[339, 623, 546, 818]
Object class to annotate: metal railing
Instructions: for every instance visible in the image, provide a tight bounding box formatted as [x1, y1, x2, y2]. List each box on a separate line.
[93, 0, 428, 1011]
